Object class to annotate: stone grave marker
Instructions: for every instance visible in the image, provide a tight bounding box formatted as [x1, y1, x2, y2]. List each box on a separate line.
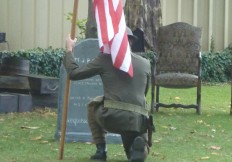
[55, 38, 121, 143]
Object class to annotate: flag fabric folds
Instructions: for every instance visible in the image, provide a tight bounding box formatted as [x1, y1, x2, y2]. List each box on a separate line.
[93, 0, 133, 77]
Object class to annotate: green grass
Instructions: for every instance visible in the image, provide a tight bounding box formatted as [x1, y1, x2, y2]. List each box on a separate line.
[0, 84, 231, 162]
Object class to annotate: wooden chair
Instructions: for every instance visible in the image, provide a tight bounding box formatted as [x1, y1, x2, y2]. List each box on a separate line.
[151, 22, 202, 114]
[0, 32, 10, 51]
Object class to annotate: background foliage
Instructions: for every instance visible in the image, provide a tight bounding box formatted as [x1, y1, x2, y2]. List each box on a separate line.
[0, 45, 231, 81]
[0, 47, 65, 77]
[201, 46, 232, 82]
[66, 13, 87, 40]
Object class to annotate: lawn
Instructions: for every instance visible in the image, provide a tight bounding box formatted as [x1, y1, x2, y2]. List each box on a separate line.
[0, 83, 231, 162]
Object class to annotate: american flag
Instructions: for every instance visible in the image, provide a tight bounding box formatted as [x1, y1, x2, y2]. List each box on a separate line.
[93, 0, 133, 77]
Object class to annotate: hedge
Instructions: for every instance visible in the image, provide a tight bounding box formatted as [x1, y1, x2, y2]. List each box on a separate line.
[201, 46, 232, 82]
[0, 47, 65, 77]
[0, 46, 231, 82]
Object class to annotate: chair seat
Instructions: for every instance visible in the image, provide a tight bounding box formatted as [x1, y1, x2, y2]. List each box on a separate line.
[155, 73, 198, 88]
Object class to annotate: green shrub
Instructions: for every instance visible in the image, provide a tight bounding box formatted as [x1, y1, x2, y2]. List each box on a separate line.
[0, 47, 65, 78]
[1, 45, 231, 82]
[202, 47, 232, 82]
[141, 51, 156, 67]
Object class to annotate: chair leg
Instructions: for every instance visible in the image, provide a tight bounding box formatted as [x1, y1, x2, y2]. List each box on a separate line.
[6, 41, 10, 51]
[230, 79, 232, 115]
[196, 83, 201, 115]
[155, 86, 160, 112]
[151, 83, 155, 113]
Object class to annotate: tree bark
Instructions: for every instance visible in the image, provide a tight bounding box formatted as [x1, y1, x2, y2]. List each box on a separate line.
[85, 0, 97, 38]
[124, 0, 162, 51]
[85, 0, 162, 51]
[85, 0, 126, 38]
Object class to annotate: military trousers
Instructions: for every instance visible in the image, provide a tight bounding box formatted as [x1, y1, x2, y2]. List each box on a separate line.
[87, 97, 149, 157]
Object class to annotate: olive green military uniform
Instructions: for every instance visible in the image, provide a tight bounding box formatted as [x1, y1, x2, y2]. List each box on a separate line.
[63, 51, 151, 157]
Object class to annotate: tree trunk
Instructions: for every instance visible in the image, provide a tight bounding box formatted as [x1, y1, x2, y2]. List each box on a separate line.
[124, 0, 162, 51]
[85, 0, 97, 38]
[85, 0, 162, 51]
[85, 0, 126, 38]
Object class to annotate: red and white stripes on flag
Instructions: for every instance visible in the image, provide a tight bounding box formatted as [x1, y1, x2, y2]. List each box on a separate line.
[93, 0, 133, 77]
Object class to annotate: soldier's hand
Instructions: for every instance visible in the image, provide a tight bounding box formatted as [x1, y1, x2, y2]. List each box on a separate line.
[66, 35, 77, 53]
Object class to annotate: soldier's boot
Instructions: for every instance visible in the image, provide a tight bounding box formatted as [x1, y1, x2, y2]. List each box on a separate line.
[129, 137, 146, 162]
[90, 143, 107, 161]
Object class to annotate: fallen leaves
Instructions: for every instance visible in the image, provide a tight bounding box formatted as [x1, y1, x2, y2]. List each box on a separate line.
[195, 119, 211, 127]
[161, 125, 177, 131]
[30, 135, 49, 144]
[169, 126, 177, 131]
[211, 129, 216, 132]
[21, 126, 51, 144]
[175, 96, 181, 100]
[200, 156, 210, 160]
[31, 135, 43, 140]
[196, 120, 204, 124]
[196, 146, 222, 161]
[161, 125, 168, 129]
[153, 140, 161, 143]
[209, 146, 222, 150]
[20, 126, 39, 129]
[34, 108, 57, 117]
[190, 130, 197, 134]
[40, 140, 49, 144]
[151, 152, 161, 157]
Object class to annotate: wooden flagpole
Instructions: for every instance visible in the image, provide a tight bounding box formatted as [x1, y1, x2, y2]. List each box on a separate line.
[59, 0, 79, 160]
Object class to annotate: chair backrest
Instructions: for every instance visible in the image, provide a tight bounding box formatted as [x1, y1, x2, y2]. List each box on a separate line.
[0, 32, 6, 43]
[156, 22, 202, 74]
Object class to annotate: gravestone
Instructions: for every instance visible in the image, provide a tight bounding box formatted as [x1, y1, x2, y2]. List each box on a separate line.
[0, 93, 18, 113]
[55, 38, 121, 143]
